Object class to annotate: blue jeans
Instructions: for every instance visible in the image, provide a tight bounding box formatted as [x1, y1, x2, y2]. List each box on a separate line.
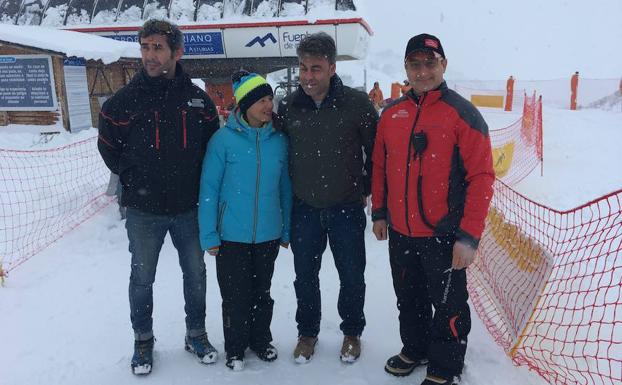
[126, 208, 206, 341]
[291, 199, 367, 337]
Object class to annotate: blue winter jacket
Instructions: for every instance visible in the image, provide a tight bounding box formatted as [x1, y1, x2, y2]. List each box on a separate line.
[198, 109, 292, 250]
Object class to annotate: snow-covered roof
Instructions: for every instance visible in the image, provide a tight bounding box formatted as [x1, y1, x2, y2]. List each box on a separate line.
[0, 23, 140, 63]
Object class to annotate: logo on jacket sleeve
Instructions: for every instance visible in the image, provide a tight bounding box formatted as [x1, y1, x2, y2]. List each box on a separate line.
[391, 109, 410, 119]
[188, 99, 205, 108]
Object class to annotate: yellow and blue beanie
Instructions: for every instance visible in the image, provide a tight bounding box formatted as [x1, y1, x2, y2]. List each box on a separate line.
[232, 70, 273, 115]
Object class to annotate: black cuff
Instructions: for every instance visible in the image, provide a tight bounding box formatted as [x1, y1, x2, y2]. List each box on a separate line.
[371, 208, 387, 222]
[456, 228, 479, 249]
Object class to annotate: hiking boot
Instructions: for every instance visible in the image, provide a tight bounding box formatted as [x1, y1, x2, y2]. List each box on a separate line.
[385, 353, 428, 376]
[251, 343, 278, 362]
[131, 337, 154, 375]
[184, 333, 218, 364]
[340, 335, 361, 363]
[293, 336, 318, 364]
[421, 374, 461, 385]
[225, 356, 245, 371]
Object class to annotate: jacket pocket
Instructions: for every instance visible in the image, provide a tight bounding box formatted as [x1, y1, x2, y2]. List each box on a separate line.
[217, 201, 227, 234]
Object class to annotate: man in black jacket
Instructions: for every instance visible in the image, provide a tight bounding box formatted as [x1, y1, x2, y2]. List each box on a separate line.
[97, 19, 220, 375]
[278, 32, 378, 364]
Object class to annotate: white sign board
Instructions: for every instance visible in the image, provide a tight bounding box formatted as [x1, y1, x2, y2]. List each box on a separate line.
[63, 57, 92, 133]
[279, 25, 336, 57]
[224, 27, 280, 58]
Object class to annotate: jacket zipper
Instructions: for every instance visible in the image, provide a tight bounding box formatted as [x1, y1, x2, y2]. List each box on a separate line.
[182, 110, 187, 149]
[404, 93, 426, 235]
[252, 130, 261, 243]
[154, 111, 160, 150]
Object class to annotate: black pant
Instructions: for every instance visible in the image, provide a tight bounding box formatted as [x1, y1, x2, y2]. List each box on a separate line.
[216, 239, 280, 358]
[388, 228, 471, 379]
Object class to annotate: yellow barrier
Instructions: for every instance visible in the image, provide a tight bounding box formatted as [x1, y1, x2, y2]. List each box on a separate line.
[471, 94, 504, 108]
[492, 141, 515, 178]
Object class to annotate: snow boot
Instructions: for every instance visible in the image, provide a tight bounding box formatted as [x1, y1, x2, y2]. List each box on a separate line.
[293, 336, 318, 364]
[340, 335, 361, 363]
[225, 356, 245, 371]
[131, 337, 154, 375]
[420, 374, 461, 385]
[385, 353, 428, 376]
[251, 343, 278, 362]
[185, 333, 218, 364]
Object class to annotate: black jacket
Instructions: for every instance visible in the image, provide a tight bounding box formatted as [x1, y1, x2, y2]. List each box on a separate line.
[277, 75, 378, 208]
[97, 64, 219, 215]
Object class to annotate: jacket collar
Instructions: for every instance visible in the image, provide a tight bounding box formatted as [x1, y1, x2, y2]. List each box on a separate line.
[134, 62, 189, 92]
[407, 81, 448, 106]
[292, 74, 345, 109]
[225, 108, 274, 140]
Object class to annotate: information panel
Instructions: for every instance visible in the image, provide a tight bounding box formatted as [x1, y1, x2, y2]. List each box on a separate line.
[63, 57, 92, 132]
[0, 55, 58, 111]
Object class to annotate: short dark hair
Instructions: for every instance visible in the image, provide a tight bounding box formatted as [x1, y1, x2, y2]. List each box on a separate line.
[138, 19, 184, 53]
[296, 32, 336, 64]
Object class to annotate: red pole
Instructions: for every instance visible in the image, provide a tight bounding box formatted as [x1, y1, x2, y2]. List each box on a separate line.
[570, 72, 579, 110]
[505, 75, 514, 111]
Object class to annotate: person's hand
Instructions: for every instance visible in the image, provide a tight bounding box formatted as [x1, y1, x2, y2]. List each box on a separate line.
[452, 241, 476, 269]
[207, 246, 219, 256]
[280, 242, 289, 249]
[372, 220, 388, 240]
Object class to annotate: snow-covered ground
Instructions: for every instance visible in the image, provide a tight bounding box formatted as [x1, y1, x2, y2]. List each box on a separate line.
[1, 101, 620, 385]
[1, 1, 621, 385]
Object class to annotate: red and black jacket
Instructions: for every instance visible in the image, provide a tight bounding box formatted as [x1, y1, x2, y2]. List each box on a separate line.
[97, 64, 219, 215]
[371, 82, 494, 247]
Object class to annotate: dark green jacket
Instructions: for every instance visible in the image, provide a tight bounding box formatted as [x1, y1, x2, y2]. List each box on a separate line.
[277, 75, 378, 208]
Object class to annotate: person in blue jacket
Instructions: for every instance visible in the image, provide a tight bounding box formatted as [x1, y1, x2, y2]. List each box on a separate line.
[198, 70, 292, 371]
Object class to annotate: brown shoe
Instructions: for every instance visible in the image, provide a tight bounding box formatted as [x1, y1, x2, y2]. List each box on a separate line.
[293, 336, 318, 364]
[340, 335, 361, 363]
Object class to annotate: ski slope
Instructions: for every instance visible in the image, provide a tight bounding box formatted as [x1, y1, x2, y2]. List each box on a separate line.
[2, 1, 622, 384]
[1, 102, 620, 385]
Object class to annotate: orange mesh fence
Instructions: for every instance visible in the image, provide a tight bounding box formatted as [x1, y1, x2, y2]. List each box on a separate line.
[470, 180, 622, 385]
[0, 136, 113, 276]
[490, 92, 543, 185]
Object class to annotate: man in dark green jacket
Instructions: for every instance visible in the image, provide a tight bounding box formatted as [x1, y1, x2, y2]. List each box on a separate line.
[278, 32, 378, 364]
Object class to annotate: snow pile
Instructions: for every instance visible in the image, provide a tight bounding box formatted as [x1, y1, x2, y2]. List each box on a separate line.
[0, 23, 140, 63]
[586, 91, 622, 112]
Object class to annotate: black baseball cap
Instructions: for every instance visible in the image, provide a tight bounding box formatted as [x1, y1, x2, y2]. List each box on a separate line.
[405, 33, 445, 60]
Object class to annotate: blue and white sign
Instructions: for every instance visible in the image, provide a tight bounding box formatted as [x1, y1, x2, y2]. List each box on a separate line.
[184, 32, 224, 56]
[101, 31, 225, 58]
[63, 57, 87, 66]
[0, 55, 58, 111]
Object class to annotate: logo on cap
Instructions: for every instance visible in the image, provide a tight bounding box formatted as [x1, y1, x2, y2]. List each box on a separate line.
[424, 39, 439, 49]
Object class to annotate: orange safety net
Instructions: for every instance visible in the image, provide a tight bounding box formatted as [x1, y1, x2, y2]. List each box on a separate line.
[470, 180, 622, 385]
[490, 92, 543, 185]
[0, 137, 113, 274]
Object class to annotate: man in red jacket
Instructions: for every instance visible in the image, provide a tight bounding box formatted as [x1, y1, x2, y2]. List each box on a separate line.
[371, 34, 494, 385]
